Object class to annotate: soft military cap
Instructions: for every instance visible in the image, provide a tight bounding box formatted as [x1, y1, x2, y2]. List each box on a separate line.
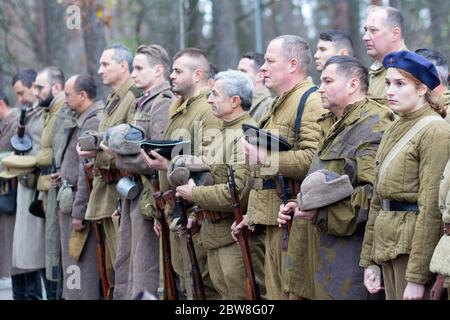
[167, 155, 213, 187]
[0, 155, 37, 179]
[297, 169, 354, 211]
[242, 124, 292, 152]
[107, 123, 145, 155]
[140, 139, 190, 160]
[383, 51, 441, 90]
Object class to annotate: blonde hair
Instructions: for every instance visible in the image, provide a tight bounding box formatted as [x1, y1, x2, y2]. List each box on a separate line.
[397, 69, 447, 118]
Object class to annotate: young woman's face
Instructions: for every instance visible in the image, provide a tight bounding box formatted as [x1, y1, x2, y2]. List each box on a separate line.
[385, 68, 427, 114]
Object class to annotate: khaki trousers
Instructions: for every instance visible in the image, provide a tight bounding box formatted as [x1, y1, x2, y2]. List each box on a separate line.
[265, 225, 288, 299]
[381, 254, 430, 300]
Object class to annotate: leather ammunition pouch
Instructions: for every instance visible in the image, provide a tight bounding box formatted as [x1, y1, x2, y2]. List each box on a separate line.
[254, 177, 301, 198]
[201, 209, 231, 223]
[94, 168, 124, 184]
[18, 170, 38, 189]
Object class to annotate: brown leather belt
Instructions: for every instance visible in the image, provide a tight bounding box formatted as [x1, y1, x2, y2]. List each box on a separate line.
[94, 168, 124, 184]
[201, 210, 232, 223]
[258, 177, 301, 198]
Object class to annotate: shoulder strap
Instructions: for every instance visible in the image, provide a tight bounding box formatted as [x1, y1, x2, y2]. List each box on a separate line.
[378, 115, 445, 180]
[294, 86, 318, 139]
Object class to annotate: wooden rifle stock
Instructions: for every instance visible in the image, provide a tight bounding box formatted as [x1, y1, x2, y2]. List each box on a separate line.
[176, 196, 205, 300]
[278, 174, 292, 251]
[83, 159, 110, 299]
[149, 172, 178, 300]
[227, 165, 260, 300]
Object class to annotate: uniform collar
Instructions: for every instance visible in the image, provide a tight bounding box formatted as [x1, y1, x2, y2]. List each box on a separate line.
[76, 101, 103, 128]
[109, 78, 135, 101]
[169, 87, 208, 117]
[221, 112, 251, 129]
[47, 92, 65, 113]
[136, 81, 171, 109]
[274, 77, 315, 109]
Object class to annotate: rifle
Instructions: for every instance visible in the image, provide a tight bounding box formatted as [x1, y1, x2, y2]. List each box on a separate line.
[278, 174, 292, 252]
[227, 165, 260, 300]
[10, 106, 32, 154]
[149, 172, 178, 300]
[176, 195, 205, 300]
[83, 158, 110, 299]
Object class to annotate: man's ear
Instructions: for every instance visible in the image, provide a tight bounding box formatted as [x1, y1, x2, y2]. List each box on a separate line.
[348, 77, 360, 95]
[231, 95, 241, 108]
[193, 69, 203, 83]
[288, 58, 299, 73]
[120, 60, 130, 73]
[392, 26, 402, 42]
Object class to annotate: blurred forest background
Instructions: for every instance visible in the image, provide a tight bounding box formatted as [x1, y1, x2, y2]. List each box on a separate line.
[0, 0, 448, 102]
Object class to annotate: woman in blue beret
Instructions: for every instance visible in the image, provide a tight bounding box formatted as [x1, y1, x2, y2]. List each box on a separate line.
[360, 50, 450, 300]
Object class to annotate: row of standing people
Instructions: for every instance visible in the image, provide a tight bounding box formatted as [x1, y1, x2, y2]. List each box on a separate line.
[0, 4, 449, 300]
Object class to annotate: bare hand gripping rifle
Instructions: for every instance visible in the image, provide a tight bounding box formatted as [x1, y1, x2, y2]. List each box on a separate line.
[83, 158, 110, 299]
[227, 165, 260, 300]
[278, 174, 292, 252]
[176, 195, 205, 300]
[149, 172, 178, 300]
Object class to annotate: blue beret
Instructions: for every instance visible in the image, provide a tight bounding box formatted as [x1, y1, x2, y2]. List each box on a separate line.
[383, 51, 440, 90]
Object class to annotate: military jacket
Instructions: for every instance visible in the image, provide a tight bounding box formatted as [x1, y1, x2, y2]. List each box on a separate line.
[247, 78, 325, 227]
[159, 88, 221, 193]
[85, 78, 138, 220]
[367, 61, 387, 106]
[36, 93, 65, 191]
[60, 102, 103, 219]
[191, 112, 255, 250]
[249, 88, 273, 124]
[115, 81, 174, 175]
[0, 109, 19, 168]
[360, 105, 450, 285]
[301, 98, 394, 299]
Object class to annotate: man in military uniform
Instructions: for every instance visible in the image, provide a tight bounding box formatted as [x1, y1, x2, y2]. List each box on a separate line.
[104, 44, 174, 299]
[314, 30, 353, 72]
[9, 69, 46, 299]
[79, 44, 138, 297]
[57, 74, 103, 299]
[0, 91, 20, 296]
[233, 35, 325, 300]
[140, 48, 220, 299]
[415, 48, 450, 124]
[237, 52, 273, 124]
[175, 70, 265, 299]
[279, 56, 394, 299]
[33, 66, 67, 299]
[363, 5, 407, 104]
[276, 32, 353, 300]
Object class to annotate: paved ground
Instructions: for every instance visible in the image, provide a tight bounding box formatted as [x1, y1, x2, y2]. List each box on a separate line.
[0, 278, 12, 300]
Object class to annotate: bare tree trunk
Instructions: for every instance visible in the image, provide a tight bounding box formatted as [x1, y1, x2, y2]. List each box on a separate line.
[40, 0, 70, 70]
[331, 0, 349, 31]
[429, 0, 449, 58]
[212, 0, 239, 71]
[389, 0, 401, 9]
[279, 0, 296, 35]
[349, 0, 366, 62]
[186, 0, 205, 49]
[80, 0, 108, 100]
